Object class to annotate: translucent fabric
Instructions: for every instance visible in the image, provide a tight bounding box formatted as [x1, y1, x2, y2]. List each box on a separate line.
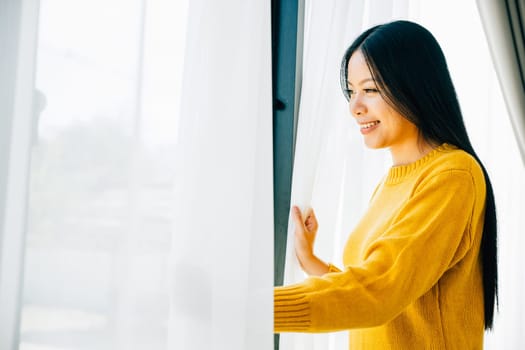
[169, 1, 273, 349]
[4, 0, 272, 350]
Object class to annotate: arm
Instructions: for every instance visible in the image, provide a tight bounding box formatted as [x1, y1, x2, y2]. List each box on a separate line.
[275, 170, 482, 333]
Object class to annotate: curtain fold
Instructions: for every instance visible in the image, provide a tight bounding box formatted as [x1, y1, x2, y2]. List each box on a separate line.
[169, 1, 273, 349]
[0, 0, 39, 347]
[476, 0, 525, 164]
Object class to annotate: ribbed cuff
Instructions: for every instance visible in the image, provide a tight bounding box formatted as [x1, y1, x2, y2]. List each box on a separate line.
[274, 284, 311, 332]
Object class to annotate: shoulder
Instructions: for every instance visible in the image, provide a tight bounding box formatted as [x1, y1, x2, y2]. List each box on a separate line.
[419, 144, 485, 192]
[430, 145, 483, 177]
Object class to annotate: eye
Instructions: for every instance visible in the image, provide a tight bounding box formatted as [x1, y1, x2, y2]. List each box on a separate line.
[345, 89, 355, 98]
[364, 88, 379, 94]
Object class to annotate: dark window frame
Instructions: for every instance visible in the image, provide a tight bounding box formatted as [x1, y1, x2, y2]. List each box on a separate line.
[271, 0, 304, 348]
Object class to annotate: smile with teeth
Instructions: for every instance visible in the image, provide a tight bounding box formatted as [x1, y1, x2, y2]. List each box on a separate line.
[360, 121, 380, 129]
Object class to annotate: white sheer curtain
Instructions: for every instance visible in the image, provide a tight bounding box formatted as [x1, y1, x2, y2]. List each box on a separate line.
[16, 1, 188, 349]
[1, 0, 272, 349]
[0, 0, 40, 347]
[169, 1, 273, 349]
[281, 0, 525, 349]
[280, 1, 400, 349]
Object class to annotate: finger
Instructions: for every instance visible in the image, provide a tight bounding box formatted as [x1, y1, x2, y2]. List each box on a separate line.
[291, 206, 304, 227]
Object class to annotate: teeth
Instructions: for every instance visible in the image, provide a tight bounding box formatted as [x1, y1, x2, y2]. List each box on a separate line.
[361, 121, 380, 129]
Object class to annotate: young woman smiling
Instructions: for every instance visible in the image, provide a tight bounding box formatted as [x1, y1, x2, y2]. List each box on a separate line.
[274, 20, 497, 350]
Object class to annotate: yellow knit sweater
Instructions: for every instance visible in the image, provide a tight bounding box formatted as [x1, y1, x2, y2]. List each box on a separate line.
[274, 144, 486, 349]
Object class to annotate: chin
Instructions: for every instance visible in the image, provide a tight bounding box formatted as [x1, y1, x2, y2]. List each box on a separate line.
[363, 138, 385, 150]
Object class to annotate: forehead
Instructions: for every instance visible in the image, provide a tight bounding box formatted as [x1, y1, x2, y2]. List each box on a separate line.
[346, 50, 373, 84]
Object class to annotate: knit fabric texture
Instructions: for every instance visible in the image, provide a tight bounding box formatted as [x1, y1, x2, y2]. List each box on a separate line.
[274, 144, 486, 349]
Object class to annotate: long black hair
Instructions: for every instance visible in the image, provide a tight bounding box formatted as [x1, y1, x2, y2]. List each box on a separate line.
[339, 20, 498, 330]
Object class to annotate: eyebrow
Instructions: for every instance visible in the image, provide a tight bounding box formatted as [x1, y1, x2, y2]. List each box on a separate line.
[347, 78, 375, 86]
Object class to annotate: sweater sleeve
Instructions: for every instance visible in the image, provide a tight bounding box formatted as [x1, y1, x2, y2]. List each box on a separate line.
[274, 169, 482, 333]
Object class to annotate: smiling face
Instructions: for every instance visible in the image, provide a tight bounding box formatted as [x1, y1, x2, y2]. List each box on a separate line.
[346, 50, 424, 162]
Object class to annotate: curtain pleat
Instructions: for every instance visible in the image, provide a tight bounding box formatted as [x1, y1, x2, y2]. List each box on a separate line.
[476, 0, 525, 164]
[169, 1, 273, 349]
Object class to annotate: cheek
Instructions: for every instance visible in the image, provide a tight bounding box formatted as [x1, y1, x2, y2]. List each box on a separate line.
[373, 99, 394, 118]
[395, 117, 420, 140]
[383, 105, 404, 124]
[381, 110, 415, 137]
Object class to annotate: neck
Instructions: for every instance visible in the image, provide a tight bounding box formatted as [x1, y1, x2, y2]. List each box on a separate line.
[389, 140, 435, 166]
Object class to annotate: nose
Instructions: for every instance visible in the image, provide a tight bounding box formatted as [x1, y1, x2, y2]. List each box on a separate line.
[349, 92, 367, 117]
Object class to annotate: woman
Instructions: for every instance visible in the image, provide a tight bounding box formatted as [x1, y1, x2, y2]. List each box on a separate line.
[274, 20, 497, 349]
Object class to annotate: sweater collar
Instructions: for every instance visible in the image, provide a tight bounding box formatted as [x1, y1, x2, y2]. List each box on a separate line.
[385, 143, 457, 184]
